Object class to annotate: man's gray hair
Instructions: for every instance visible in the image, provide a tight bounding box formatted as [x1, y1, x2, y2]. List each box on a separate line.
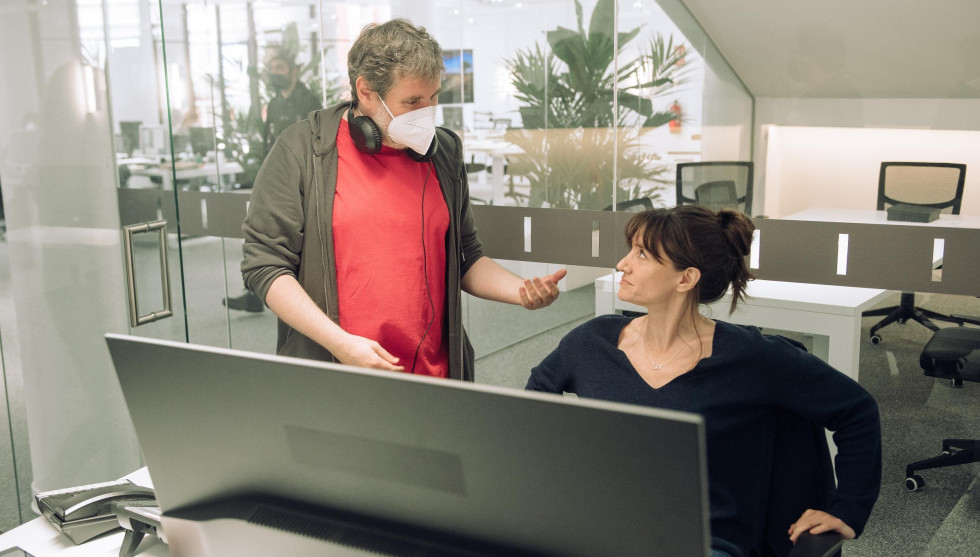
[348, 19, 444, 105]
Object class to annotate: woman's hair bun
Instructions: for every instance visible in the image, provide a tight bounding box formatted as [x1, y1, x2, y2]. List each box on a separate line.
[717, 208, 754, 257]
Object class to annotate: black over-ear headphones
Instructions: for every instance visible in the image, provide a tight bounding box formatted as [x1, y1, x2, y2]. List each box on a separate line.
[347, 104, 437, 163]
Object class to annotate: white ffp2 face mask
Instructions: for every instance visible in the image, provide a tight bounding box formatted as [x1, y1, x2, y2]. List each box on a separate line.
[379, 98, 437, 155]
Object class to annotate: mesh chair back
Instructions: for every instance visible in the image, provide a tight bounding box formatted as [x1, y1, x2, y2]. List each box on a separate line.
[603, 197, 653, 212]
[878, 162, 966, 215]
[694, 180, 739, 211]
[676, 161, 754, 214]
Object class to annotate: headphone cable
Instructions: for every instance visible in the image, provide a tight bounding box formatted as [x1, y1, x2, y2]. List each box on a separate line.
[411, 164, 436, 374]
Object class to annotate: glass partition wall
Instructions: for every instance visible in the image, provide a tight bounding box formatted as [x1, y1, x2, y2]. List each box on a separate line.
[0, 0, 750, 529]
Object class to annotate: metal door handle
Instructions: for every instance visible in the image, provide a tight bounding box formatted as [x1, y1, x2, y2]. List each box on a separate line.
[122, 220, 173, 327]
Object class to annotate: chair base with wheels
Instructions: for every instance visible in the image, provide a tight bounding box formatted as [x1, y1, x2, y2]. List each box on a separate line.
[864, 292, 961, 343]
[905, 439, 979, 491]
[903, 316, 980, 491]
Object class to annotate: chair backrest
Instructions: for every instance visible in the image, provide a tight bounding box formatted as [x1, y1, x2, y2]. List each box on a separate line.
[603, 197, 653, 213]
[756, 337, 841, 557]
[877, 162, 966, 215]
[676, 161, 754, 214]
[758, 409, 838, 557]
[473, 110, 495, 130]
[695, 180, 739, 211]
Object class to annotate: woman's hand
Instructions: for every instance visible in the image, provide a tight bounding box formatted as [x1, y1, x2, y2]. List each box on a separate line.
[520, 269, 567, 309]
[333, 333, 404, 371]
[788, 509, 855, 543]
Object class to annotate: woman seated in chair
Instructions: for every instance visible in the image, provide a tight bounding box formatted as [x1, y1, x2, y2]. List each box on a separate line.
[526, 206, 881, 557]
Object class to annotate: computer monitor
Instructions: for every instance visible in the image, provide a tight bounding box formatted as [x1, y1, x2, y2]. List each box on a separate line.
[441, 105, 464, 133]
[119, 121, 141, 156]
[105, 334, 710, 556]
[188, 126, 214, 157]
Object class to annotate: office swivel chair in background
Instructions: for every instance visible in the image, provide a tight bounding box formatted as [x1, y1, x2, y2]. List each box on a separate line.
[904, 314, 980, 491]
[862, 162, 967, 343]
[603, 197, 654, 213]
[676, 161, 754, 214]
[189, 126, 215, 159]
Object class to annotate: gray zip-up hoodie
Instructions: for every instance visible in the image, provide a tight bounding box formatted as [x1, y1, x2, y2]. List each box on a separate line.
[242, 102, 483, 380]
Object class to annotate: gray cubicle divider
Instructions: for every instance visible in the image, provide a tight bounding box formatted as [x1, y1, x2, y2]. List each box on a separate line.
[752, 218, 980, 297]
[116, 193, 980, 298]
[117, 189, 251, 239]
[174, 190, 252, 238]
[117, 188, 177, 226]
[470, 206, 631, 268]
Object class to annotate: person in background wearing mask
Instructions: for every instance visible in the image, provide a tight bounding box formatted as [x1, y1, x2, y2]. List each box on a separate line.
[226, 48, 323, 313]
[262, 50, 322, 157]
[239, 19, 566, 380]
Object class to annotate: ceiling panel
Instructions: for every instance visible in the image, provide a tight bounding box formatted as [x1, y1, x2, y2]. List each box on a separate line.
[680, 0, 980, 98]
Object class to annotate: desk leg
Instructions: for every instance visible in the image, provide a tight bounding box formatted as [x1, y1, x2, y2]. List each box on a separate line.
[596, 286, 609, 317]
[812, 335, 831, 369]
[826, 317, 861, 383]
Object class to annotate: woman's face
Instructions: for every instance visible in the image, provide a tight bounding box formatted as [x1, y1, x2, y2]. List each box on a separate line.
[615, 233, 688, 307]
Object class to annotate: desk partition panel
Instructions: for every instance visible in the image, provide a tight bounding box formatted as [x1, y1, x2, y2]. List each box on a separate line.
[470, 207, 980, 298]
[753, 218, 980, 297]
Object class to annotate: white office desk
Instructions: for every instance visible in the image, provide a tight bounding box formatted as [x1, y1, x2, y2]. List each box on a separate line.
[464, 139, 524, 204]
[784, 207, 980, 228]
[595, 273, 890, 381]
[0, 469, 168, 557]
[127, 161, 243, 191]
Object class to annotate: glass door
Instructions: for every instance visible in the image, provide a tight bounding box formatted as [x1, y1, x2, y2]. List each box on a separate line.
[0, 0, 190, 526]
[172, 0, 330, 353]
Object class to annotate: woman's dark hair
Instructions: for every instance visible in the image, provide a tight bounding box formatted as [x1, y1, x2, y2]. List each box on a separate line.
[624, 205, 755, 314]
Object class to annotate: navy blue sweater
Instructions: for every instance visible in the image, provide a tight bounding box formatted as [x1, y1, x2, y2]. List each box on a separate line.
[526, 316, 881, 557]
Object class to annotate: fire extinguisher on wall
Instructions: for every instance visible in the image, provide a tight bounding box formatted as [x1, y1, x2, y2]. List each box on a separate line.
[669, 100, 682, 134]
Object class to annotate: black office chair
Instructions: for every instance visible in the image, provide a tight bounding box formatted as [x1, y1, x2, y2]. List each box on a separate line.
[695, 180, 739, 211]
[755, 410, 844, 557]
[603, 197, 654, 213]
[863, 162, 967, 343]
[904, 315, 980, 491]
[676, 161, 754, 214]
[755, 335, 880, 557]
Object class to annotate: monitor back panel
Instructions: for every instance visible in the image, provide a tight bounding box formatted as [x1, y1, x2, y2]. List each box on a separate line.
[106, 334, 710, 557]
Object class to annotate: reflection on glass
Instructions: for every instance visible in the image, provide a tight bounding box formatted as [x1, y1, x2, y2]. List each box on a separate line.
[501, 0, 689, 210]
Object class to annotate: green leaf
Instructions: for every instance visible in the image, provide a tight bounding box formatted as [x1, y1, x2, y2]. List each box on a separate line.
[618, 91, 653, 116]
[643, 111, 677, 128]
[588, 0, 615, 42]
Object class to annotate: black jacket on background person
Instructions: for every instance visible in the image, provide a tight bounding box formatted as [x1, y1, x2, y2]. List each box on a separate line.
[262, 81, 322, 157]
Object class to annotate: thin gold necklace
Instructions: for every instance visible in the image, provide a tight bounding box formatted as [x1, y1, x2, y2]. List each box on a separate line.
[642, 317, 698, 370]
[644, 334, 686, 370]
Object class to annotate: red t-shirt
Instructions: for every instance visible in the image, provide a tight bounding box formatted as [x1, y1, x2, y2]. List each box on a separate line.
[333, 119, 450, 377]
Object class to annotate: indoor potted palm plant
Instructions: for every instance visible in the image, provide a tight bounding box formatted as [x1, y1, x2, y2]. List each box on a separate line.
[505, 0, 689, 209]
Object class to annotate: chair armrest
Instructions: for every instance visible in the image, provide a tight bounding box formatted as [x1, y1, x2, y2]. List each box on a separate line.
[786, 531, 843, 557]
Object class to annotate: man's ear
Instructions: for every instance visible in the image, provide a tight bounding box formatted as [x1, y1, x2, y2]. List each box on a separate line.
[354, 76, 376, 110]
[676, 267, 701, 293]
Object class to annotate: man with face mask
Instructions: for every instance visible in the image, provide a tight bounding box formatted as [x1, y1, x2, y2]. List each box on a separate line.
[240, 19, 566, 380]
[262, 50, 323, 161]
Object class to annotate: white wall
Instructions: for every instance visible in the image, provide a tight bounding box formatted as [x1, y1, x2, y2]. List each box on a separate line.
[754, 97, 980, 217]
[761, 125, 980, 218]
